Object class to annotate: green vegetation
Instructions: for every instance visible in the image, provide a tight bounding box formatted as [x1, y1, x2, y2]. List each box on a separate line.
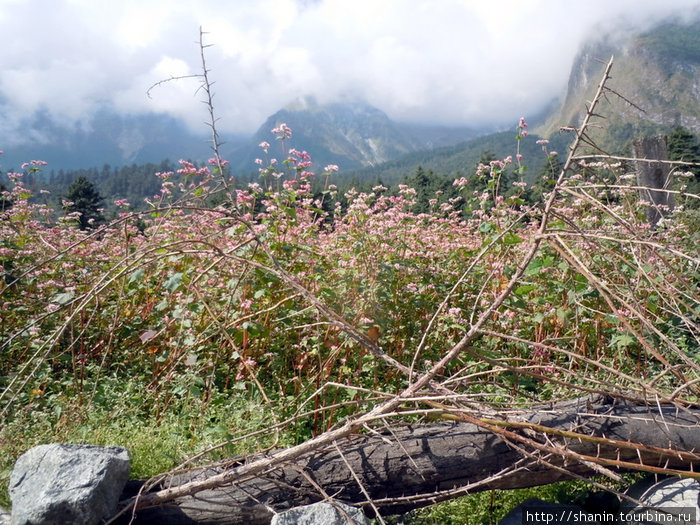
[637, 20, 700, 67]
[391, 481, 595, 525]
[0, 120, 698, 522]
[62, 176, 106, 230]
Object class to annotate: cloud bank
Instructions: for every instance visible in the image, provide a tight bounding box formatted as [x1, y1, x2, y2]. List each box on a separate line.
[0, 0, 698, 144]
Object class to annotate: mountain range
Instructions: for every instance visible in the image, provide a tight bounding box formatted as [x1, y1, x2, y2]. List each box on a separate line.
[226, 96, 484, 173]
[0, 108, 247, 172]
[1, 17, 698, 180]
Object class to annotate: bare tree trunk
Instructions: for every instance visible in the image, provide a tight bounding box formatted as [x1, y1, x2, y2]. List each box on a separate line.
[115, 396, 700, 525]
[633, 136, 675, 226]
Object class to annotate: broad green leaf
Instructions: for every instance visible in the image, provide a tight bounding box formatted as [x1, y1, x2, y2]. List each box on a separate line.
[479, 222, 493, 233]
[52, 291, 75, 305]
[163, 272, 183, 292]
[155, 298, 168, 311]
[128, 268, 145, 285]
[503, 232, 523, 244]
[515, 285, 536, 296]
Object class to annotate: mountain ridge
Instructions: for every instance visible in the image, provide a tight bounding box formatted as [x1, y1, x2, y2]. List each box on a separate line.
[537, 17, 700, 151]
[227, 96, 484, 173]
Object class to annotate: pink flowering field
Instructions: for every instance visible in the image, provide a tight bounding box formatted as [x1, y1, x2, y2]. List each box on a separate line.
[0, 120, 698, 501]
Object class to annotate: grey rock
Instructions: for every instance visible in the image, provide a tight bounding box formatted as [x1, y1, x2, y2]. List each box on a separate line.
[499, 498, 600, 525]
[621, 477, 699, 525]
[0, 507, 10, 525]
[9, 443, 130, 525]
[271, 501, 370, 525]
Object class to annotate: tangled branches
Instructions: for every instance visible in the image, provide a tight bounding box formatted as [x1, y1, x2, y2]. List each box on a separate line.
[1, 43, 698, 524]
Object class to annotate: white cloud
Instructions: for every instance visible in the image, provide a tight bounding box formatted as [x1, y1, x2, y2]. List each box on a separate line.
[0, 0, 698, 144]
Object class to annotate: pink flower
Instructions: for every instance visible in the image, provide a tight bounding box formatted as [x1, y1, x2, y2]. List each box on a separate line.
[519, 117, 528, 128]
[259, 141, 270, 149]
[324, 164, 339, 173]
[272, 123, 292, 139]
[240, 299, 253, 310]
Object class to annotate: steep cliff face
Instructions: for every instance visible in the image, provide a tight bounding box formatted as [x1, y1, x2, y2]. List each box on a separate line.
[538, 19, 700, 151]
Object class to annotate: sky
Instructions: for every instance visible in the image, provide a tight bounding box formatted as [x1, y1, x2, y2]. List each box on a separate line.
[0, 0, 698, 144]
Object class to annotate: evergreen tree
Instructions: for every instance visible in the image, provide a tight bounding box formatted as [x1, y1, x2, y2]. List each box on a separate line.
[667, 126, 700, 210]
[668, 126, 700, 178]
[63, 176, 105, 230]
[407, 166, 433, 213]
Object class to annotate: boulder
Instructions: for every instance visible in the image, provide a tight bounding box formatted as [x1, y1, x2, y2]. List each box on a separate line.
[9, 443, 130, 525]
[620, 477, 699, 525]
[0, 507, 10, 525]
[271, 501, 370, 525]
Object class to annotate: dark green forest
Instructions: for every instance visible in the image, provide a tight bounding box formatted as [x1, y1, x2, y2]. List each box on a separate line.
[2, 126, 696, 225]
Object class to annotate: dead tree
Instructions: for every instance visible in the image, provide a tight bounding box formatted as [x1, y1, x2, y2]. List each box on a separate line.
[115, 395, 700, 525]
[633, 136, 675, 226]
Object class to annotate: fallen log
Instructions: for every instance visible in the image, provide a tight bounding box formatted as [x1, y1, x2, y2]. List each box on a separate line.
[115, 395, 700, 525]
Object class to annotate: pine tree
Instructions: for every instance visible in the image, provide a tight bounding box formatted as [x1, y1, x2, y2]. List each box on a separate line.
[63, 176, 105, 230]
[667, 126, 700, 210]
[407, 166, 433, 213]
[668, 126, 700, 178]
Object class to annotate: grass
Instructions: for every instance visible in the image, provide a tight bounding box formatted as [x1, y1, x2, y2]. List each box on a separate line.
[382, 480, 599, 525]
[0, 378, 283, 509]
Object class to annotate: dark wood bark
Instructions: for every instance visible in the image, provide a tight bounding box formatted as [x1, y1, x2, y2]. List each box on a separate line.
[633, 136, 675, 226]
[116, 396, 700, 525]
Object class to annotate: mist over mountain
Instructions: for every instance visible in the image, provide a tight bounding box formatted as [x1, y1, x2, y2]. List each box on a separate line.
[0, 108, 246, 171]
[1, 17, 698, 181]
[1, 97, 484, 174]
[227, 96, 485, 174]
[537, 18, 700, 151]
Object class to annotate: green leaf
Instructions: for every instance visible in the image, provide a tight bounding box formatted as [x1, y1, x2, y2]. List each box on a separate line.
[515, 285, 536, 296]
[52, 291, 75, 305]
[479, 222, 493, 233]
[242, 321, 265, 337]
[163, 272, 183, 292]
[503, 232, 523, 244]
[610, 333, 636, 350]
[525, 261, 541, 276]
[128, 268, 145, 285]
